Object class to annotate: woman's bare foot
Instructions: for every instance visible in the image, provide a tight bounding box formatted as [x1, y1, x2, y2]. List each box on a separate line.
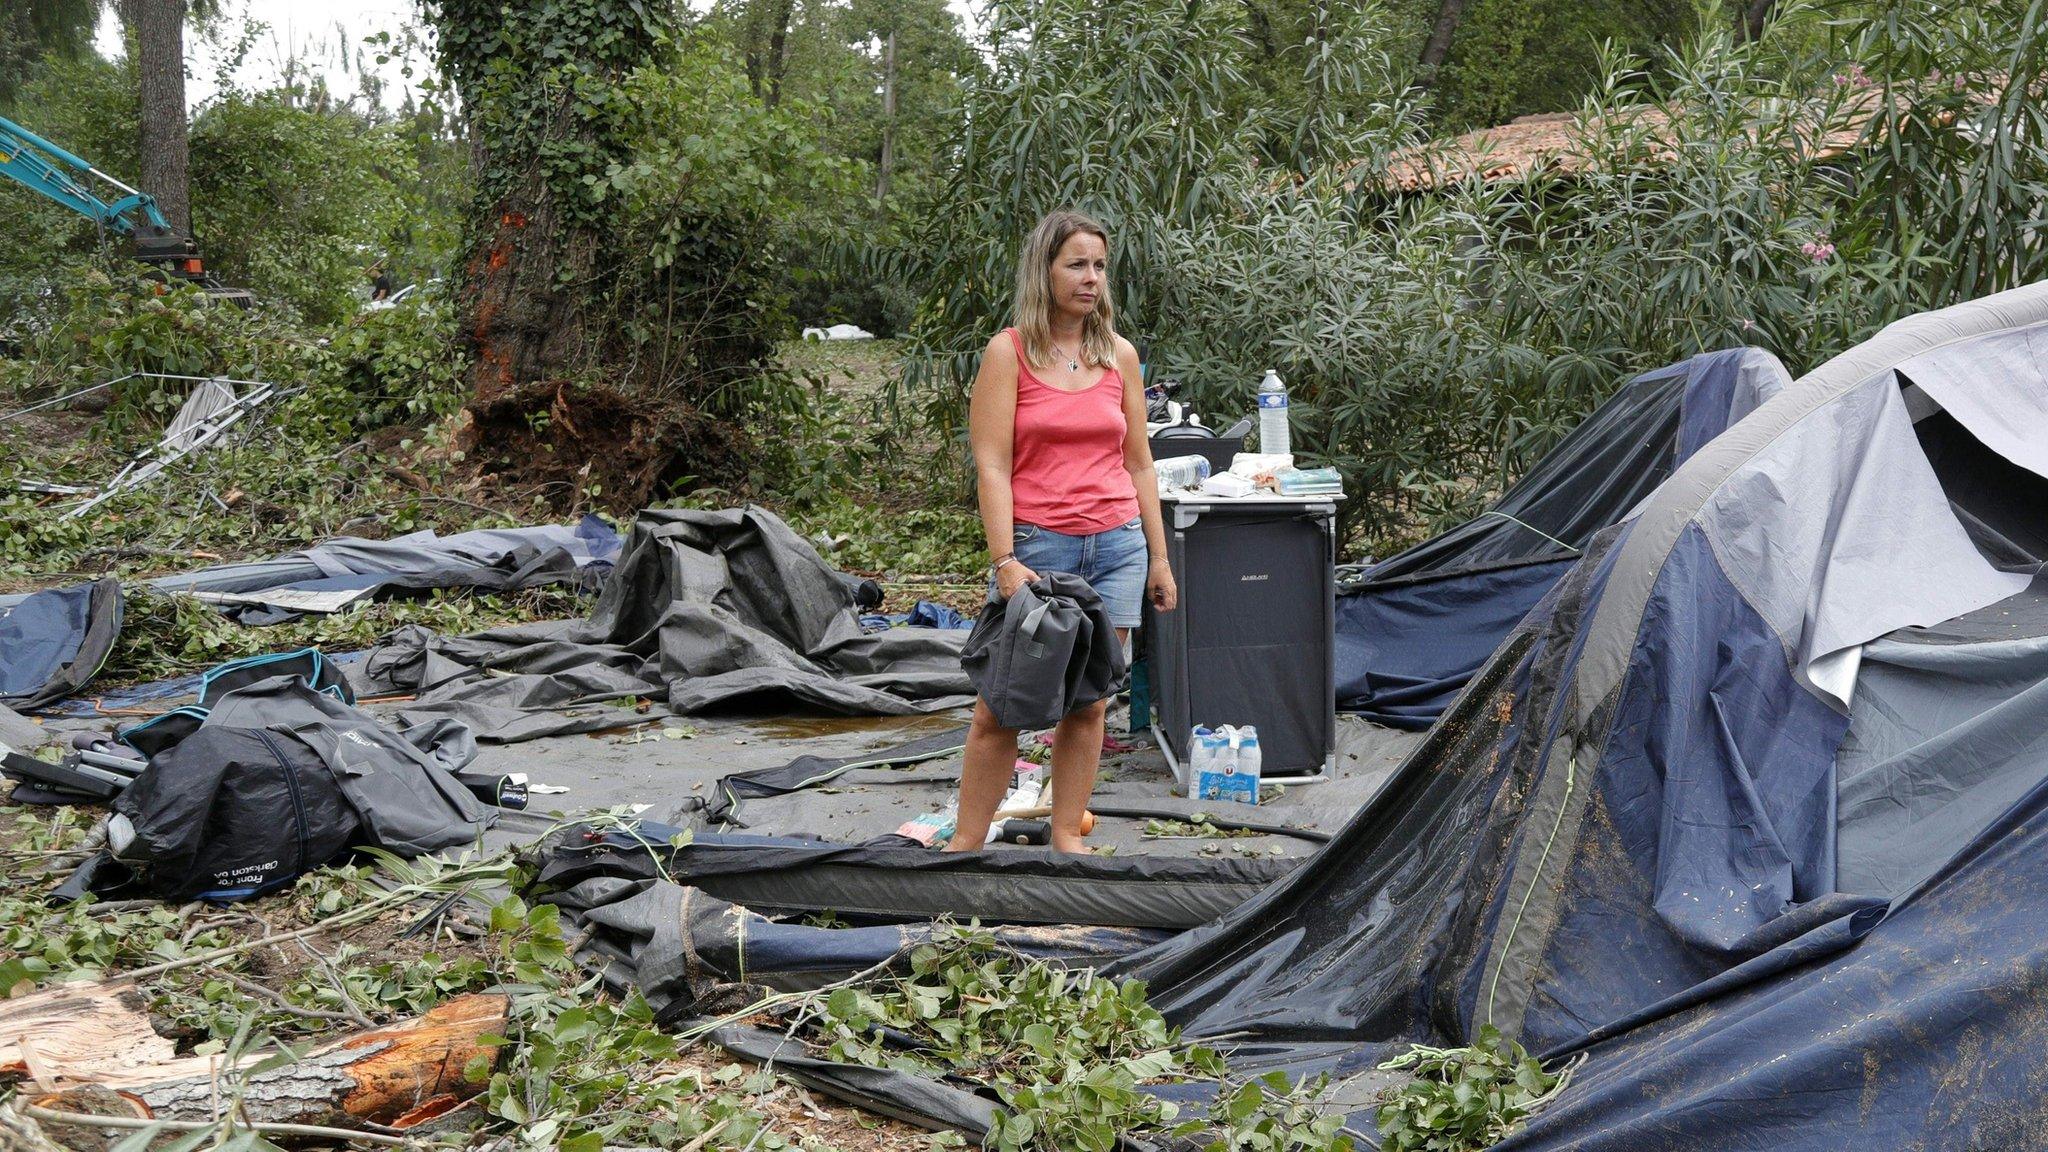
[1049, 835, 1095, 854]
[941, 835, 984, 853]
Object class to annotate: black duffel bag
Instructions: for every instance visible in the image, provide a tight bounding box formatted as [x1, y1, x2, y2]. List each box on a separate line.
[70, 673, 495, 902]
[960, 572, 1126, 730]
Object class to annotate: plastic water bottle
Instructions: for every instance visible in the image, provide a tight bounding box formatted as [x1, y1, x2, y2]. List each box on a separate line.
[1154, 454, 1212, 492]
[1257, 370, 1290, 457]
[1232, 726, 1262, 797]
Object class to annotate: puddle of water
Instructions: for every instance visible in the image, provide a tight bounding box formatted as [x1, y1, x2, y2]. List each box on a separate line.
[748, 714, 962, 743]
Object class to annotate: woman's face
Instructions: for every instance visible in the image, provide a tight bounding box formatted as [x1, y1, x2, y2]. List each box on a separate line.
[1049, 231, 1107, 323]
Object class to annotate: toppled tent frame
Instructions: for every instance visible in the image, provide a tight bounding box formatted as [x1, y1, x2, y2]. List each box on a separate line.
[1335, 347, 1791, 728]
[63, 375, 293, 519]
[1111, 283, 2048, 1148]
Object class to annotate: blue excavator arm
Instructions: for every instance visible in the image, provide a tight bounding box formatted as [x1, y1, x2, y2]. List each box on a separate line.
[0, 114, 174, 239]
[0, 114, 251, 305]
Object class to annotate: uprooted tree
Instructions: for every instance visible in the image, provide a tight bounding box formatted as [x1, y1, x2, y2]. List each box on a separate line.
[422, 0, 844, 506]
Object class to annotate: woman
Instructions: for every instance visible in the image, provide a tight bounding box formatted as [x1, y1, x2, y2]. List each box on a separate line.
[945, 210, 1178, 854]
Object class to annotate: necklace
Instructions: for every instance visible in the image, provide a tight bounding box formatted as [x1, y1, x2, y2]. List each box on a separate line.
[1052, 339, 1081, 373]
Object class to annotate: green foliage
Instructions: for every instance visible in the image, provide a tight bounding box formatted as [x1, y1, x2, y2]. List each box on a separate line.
[188, 93, 417, 323]
[1142, 813, 1260, 839]
[1373, 1027, 1572, 1151]
[901, 0, 2048, 552]
[814, 930, 1349, 1152]
[602, 41, 869, 409]
[320, 290, 470, 430]
[0, 891, 236, 985]
[475, 895, 794, 1151]
[1, 272, 323, 423]
[890, 0, 1420, 466]
[1208, 1072, 1357, 1152]
[0, 45, 439, 324]
[1427, 0, 1697, 131]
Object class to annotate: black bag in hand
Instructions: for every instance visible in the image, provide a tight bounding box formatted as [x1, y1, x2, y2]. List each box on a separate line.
[960, 572, 1127, 730]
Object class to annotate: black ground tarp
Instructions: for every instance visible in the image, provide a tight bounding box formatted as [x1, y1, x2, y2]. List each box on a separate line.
[360, 507, 975, 741]
[534, 825, 1295, 932]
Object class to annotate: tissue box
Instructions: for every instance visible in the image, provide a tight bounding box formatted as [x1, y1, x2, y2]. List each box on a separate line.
[1199, 473, 1257, 498]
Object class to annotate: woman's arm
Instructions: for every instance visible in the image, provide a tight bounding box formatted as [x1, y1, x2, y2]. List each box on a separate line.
[969, 334, 1036, 596]
[1117, 339, 1177, 612]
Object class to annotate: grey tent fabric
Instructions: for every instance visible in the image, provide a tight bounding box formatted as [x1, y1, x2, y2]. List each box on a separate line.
[1573, 282, 2048, 729]
[1836, 585, 2048, 898]
[362, 507, 973, 741]
[87, 674, 495, 901]
[0, 520, 620, 620]
[0, 703, 49, 752]
[200, 675, 494, 855]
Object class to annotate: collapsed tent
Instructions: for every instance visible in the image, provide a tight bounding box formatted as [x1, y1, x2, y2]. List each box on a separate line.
[0, 517, 622, 624]
[1106, 284, 2048, 1147]
[0, 577, 122, 711]
[1336, 347, 1790, 728]
[361, 507, 975, 741]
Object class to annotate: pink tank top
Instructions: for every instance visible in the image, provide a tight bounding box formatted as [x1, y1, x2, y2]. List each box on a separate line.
[1004, 328, 1140, 535]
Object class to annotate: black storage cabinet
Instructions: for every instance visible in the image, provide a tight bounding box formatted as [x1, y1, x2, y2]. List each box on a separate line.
[1145, 495, 1337, 783]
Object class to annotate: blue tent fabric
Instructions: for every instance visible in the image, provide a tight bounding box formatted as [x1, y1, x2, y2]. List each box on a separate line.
[1111, 284, 2048, 1148]
[0, 577, 122, 710]
[0, 583, 95, 698]
[1334, 559, 1570, 729]
[1336, 348, 1790, 727]
[859, 600, 973, 633]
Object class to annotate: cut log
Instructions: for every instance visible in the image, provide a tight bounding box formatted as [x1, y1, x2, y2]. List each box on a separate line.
[92, 994, 507, 1126]
[0, 984, 178, 1084]
[8, 988, 507, 1129]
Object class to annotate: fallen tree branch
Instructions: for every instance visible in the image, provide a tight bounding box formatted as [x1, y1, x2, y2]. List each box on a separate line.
[22, 1103, 414, 1147]
[207, 966, 361, 1025]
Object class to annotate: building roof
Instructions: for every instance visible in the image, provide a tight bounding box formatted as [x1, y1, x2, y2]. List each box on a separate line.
[1380, 94, 1896, 193]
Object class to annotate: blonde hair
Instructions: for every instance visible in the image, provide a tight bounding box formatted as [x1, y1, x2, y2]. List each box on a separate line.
[1012, 210, 1118, 370]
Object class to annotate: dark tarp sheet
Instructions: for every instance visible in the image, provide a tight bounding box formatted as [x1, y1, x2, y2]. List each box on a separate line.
[0, 519, 621, 623]
[544, 871, 1170, 1000]
[702, 725, 970, 826]
[359, 507, 974, 741]
[535, 826, 1296, 931]
[1333, 559, 1569, 729]
[0, 577, 123, 710]
[1335, 348, 1788, 728]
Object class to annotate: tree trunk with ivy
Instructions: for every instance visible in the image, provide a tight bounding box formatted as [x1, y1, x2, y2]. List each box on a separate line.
[423, 0, 693, 504]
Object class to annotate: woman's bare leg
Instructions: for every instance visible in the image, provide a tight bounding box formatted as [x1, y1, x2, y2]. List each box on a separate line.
[1047, 698, 1108, 853]
[945, 698, 1017, 852]
[1047, 627, 1127, 854]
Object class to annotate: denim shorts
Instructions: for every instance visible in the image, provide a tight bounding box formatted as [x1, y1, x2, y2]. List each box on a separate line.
[991, 517, 1149, 628]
